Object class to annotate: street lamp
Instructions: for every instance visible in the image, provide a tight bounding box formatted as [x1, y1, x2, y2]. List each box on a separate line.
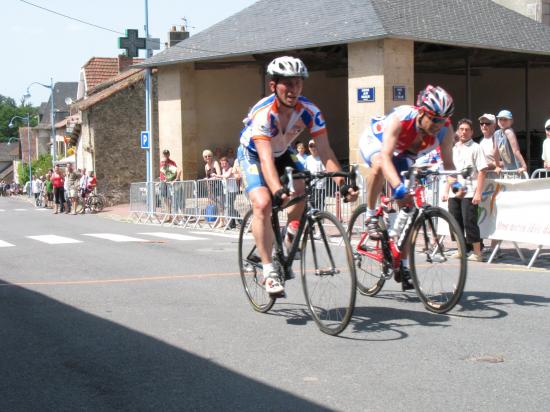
[24, 78, 55, 167]
[8, 115, 32, 197]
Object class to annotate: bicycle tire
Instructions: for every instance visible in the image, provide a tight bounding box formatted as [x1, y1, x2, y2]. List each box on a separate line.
[347, 204, 386, 296]
[409, 207, 467, 314]
[238, 209, 276, 313]
[75, 198, 85, 214]
[301, 211, 356, 336]
[89, 196, 104, 213]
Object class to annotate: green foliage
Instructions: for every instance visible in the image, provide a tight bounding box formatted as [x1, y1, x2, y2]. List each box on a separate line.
[17, 154, 53, 186]
[33, 154, 53, 178]
[0, 94, 39, 141]
[17, 162, 31, 186]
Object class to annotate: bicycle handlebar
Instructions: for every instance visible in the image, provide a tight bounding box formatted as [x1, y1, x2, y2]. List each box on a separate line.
[284, 166, 358, 201]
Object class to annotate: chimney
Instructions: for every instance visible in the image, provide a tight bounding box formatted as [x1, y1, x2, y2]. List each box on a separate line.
[118, 54, 134, 73]
[167, 25, 190, 48]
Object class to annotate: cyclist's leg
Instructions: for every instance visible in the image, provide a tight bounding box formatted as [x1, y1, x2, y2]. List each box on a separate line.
[237, 145, 280, 285]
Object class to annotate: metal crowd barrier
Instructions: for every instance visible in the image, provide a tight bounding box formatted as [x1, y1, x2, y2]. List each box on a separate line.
[531, 168, 550, 179]
[129, 172, 365, 231]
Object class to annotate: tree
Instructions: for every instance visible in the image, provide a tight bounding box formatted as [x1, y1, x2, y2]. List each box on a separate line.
[16, 154, 52, 186]
[0, 94, 39, 142]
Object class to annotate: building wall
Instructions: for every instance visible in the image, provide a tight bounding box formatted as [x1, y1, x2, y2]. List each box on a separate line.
[195, 65, 262, 177]
[493, 0, 550, 24]
[81, 79, 159, 205]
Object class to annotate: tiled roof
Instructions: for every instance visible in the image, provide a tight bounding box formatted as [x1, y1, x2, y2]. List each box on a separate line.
[38, 82, 78, 128]
[0, 142, 20, 161]
[82, 57, 143, 90]
[74, 69, 145, 111]
[141, 0, 550, 67]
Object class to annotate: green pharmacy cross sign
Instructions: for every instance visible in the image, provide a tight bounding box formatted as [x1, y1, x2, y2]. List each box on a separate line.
[118, 29, 147, 58]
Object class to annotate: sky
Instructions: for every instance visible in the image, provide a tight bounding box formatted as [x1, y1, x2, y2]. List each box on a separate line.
[0, 0, 258, 106]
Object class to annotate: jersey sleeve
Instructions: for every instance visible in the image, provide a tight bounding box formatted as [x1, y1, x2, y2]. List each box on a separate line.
[250, 109, 273, 142]
[301, 102, 327, 137]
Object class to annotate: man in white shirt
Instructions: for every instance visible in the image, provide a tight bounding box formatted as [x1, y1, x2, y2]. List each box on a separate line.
[305, 139, 326, 210]
[443, 118, 488, 262]
[478, 114, 498, 171]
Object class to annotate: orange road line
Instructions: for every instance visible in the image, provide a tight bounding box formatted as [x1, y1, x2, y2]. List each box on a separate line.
[0, 271, 241, 287]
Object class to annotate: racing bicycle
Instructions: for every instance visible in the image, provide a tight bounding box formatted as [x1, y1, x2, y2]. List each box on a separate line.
[347, 165, 469, 314]
[238, 167, 357, 336]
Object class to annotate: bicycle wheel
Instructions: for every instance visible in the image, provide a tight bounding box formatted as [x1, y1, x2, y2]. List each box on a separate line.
[301, 211, 356, 336]
[238, 209, 276, 313]
[89, 195, 104, 213]
[409, 207, 467, 314]
[75, 198, 85, 214]
[347, 204, 386, 296]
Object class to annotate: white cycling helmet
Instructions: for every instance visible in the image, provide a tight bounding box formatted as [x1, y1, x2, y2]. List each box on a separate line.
[267, 56, 309, 79]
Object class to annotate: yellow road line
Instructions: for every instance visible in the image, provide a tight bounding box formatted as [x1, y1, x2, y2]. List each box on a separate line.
[0, 271, 241, 287]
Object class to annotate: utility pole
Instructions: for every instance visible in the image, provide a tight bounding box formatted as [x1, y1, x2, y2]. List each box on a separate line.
[145, 0, 154, 213]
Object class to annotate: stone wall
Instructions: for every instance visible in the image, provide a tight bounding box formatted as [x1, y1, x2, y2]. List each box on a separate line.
[83, 77, 159, 205]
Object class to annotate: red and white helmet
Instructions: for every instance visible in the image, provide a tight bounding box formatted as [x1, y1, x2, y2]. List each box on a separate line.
[416, 85, 454, 118]
[267, 56, 309, 79]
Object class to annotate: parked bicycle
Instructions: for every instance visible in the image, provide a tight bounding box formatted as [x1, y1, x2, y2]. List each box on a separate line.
[238, 167, 358, 336]
[347, 165, 470, 314]
[75, 191, 105, 214]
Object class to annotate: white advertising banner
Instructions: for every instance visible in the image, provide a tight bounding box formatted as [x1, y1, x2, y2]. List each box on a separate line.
[477, 178, 550, 246]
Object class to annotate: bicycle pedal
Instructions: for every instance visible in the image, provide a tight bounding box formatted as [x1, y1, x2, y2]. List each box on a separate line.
[272, 291, 287, 299]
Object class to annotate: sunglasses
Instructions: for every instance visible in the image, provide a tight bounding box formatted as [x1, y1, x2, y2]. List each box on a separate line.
[309, 144, 316, 148]
[426, 115, 447, 124]
[546, 127, 550, 131]
[480, 122, 492, 126]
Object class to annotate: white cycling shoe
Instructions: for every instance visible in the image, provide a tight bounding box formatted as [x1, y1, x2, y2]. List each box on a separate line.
[264, 274, 284, 295]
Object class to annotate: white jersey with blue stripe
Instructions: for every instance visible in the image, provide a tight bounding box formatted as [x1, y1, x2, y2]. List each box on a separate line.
[239, 94, 327, 157]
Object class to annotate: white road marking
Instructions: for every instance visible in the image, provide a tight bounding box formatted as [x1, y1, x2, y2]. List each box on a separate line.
[14, 209, 28, 211]
[83, 233, 147, 242]
[34, 208, 49, 211]
[0, 209, 6, 212]
[0, 240, 15, 248]
[138, 232, 206, 241]
[190, 231, 252, 240]
[28, 235, 83, 245]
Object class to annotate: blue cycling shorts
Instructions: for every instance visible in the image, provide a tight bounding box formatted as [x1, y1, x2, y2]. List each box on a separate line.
[237, 145, 305, 193]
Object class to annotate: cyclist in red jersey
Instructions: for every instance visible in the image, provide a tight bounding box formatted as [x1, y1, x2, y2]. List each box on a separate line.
[358, 85, 456, 289]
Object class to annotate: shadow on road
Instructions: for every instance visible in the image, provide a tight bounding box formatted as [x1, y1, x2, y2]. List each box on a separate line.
[453, 290, 550, 319]
[0, 281, 329, 411]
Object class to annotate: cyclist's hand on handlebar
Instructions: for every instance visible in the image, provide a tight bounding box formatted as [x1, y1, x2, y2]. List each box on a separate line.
[272, 187, 290, 207]
[339, 184, 359, 203]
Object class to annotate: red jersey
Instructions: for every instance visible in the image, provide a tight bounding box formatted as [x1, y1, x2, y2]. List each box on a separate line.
[51, 173, 64, 188]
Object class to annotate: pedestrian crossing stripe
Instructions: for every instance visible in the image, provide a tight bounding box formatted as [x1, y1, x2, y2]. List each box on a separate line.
[14, 209, 28, 211]
[0, 240, 15, 248]
[83, 233, 147, 242]
[27, 235, 83, 244]
[138, 232, 206, 241]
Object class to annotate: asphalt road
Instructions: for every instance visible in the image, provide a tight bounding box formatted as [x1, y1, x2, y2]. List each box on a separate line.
[1, 196, 550, 411]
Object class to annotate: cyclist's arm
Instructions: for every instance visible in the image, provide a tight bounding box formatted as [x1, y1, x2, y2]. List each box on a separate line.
[254, 138, 284, 194]
[315, 132, 345, 186]
[380, 116, 403, 189]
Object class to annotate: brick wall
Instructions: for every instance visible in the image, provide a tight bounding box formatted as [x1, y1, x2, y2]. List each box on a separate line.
[83, 77, 158, 205]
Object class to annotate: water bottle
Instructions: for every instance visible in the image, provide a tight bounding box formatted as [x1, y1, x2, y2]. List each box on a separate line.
[388, 207, 411, 238]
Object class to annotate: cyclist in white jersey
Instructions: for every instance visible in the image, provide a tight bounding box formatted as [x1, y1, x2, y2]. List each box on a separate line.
[237, 56, 358, 295]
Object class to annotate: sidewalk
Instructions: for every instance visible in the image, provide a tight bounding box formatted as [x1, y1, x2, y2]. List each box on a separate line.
[101, 203, 131, 222]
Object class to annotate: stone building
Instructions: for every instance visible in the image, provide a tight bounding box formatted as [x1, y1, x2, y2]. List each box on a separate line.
[74, 67, 159, 205]
[140, 0, 550, 176]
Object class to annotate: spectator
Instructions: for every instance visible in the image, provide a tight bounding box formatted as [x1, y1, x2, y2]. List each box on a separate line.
[79, 168, 88, 198]
[45, 172, 54, 208]
[443, 119, 488, 262]
[305, 139, 327, 211]
[62, 165, 72, 213]
[160, 149, 178, 218]
[218, 156, 240, 229]
[226, 147, 236, 167]
[31, 175, 42, 206]
[203, 149, 221, 178]
[87, 171, 97, 192]
[542, 119, 550, 170]
[66, 164, 81, 215]
[51, 165, 65, 214]
[494, 110, 528, 174]
[478, 114, 499, 171]
[295, 142, 308, 168]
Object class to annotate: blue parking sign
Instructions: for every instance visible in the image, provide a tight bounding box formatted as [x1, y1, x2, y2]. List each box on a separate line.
[141, 131, 150, 149]
[357, 87, 375, 103]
